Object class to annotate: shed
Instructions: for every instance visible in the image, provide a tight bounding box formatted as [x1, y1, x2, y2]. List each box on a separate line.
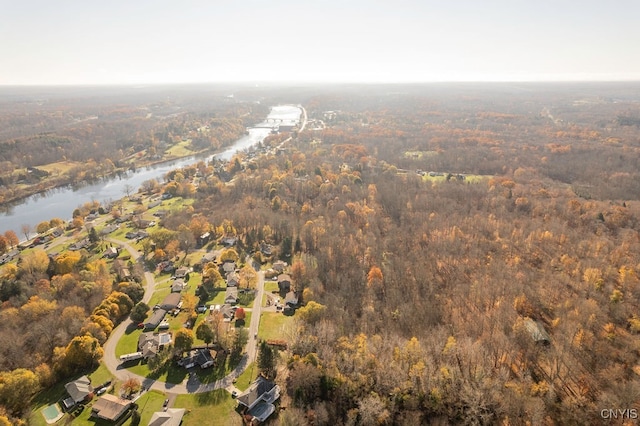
[524, 319, 551, 344]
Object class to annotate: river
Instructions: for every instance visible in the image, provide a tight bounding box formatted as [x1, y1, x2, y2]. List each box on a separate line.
[0, 105, 302, 238]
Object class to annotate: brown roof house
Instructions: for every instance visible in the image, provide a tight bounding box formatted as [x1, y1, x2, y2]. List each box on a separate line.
[91, 394, 131, 422]
[149, 408, 186, 426]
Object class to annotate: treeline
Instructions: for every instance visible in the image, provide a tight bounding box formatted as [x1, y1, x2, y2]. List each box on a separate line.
[178, 86, 640, 424]
[0, 248, 145, 423]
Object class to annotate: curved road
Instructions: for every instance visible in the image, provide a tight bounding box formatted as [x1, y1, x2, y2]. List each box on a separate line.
[102, 238, 265, 395]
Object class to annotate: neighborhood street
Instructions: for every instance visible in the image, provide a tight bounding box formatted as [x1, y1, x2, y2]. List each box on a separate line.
[102, 239, 267, 396]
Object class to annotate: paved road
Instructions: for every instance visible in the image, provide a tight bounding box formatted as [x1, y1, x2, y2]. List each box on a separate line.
[246, 271, 265, 363]
[102, 241, 267, 395]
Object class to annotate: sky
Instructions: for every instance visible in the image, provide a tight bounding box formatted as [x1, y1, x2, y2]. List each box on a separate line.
[1, 0, 639, 85]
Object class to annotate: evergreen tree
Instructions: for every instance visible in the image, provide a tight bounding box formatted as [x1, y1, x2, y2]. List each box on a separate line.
[257, 340, 276, 379]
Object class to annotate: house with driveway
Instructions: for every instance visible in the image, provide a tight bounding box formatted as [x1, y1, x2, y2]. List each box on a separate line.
[236, 376, 281, 423]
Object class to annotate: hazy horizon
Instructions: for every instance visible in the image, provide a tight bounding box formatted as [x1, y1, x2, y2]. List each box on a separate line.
[2, 1, 640, 85]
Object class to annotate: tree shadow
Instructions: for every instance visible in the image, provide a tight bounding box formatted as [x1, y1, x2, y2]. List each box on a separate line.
[125, 322, 140, 334]
[195, 389, 228, 406]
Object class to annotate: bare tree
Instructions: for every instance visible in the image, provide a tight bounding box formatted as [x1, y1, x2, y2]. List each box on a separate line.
[21, 223, 32, 241]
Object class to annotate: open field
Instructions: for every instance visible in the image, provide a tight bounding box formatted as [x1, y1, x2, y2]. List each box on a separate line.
[174, 390, 241, 426]
[258, 312, 294, 342]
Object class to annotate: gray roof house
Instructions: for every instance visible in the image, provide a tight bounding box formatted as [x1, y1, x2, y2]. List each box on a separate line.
[226, 272, 240, 287]
[278, 274, 292, 293]
[144, 309, 167, 330]
[225, 287, 238, 305]
[160, 293, 181, 311]
[237, 376, 281, 423]
[171, 279, 185, 293]
[138, 332, 173, 358]
[223, 262, 236, 274]
[64, 375, 93, 403]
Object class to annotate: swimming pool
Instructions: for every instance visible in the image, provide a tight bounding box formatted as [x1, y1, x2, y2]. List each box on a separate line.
[42, 403, 63, 424]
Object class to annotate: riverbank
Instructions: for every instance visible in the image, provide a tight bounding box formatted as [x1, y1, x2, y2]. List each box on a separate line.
[0, 105, 303, 237]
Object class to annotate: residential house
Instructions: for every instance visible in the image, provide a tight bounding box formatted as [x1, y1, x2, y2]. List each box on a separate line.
[200, 252, 216, 265]
[91, 394, 131, 422]
[220, 304, 235, 322]
[223, 262, 236, 274]
[272, 260, 287, 273]
[100, 224, 119, 235]
[179, 348, 216, 369]
[144, 309, 167, 330]
[221, 236, 237, 247]
[138, 332, 173, 358]
[112, 259, 132, 281]
[171, 279, 185, 293]
[236, 376, 281, 423]
[285, 291, 299, 308]
[225, 287, 238, 305]
[63, 376, 93, 408]
[153, 209, 169, 218]
[277, 274, 292, 294]
[226, 272, 240, 287]
[197, 232, 211, 248]
[160, 293, 181, 311]
[69, 239, 90, 251]
[174, 267, 189, 279]
[260, 242, 273, 256]
[149, 408, 186, 426]
[103, 247, 118, 259]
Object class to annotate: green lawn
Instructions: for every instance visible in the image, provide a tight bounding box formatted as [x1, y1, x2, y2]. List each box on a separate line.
[174, 390, 241, 426]
[116, 326, 143, 358]
[264, 281, 279, 293]
[234, 362, 259, 391]
[128, 390, 166, 425]
[258, 312, 294, 342]
[28, 363, 117, 426]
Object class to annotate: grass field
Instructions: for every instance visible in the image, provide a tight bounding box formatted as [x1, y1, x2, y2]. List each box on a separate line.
[258, 312, 294, 342]
[165, 140, 196, 158]
[36, 160, 82, 175]
[174, 390, 241, 426]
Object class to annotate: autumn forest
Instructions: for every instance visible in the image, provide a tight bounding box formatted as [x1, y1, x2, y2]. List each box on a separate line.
[2, 83, 640, 425]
